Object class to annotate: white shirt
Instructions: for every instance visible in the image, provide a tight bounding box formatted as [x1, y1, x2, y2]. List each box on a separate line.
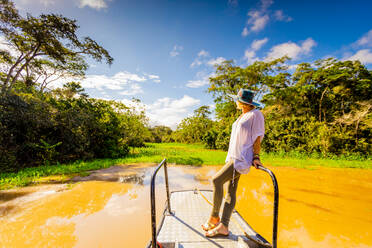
[225, 109, 265, 174]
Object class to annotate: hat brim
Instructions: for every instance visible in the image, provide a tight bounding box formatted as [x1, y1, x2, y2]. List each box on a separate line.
[238, 98, 261, 107]
[228, 94, 261, 107]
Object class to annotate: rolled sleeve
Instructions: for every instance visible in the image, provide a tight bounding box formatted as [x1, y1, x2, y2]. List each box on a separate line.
[251, 111, 265, 143]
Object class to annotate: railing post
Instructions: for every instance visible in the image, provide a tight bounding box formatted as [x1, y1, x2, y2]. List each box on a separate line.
[164, 161, 172, 214]
[150, 158, 170, 248]
[150, 168, 157, 248]
[258, 165, 279, 248]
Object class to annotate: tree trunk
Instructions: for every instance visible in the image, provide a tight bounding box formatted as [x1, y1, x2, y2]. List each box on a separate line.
[319, 87, 328, 122]
[10, 45, 40, 87]
[2, 52, 27, 92]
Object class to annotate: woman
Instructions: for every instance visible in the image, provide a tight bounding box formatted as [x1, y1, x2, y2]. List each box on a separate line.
[202, 88, 265, 237]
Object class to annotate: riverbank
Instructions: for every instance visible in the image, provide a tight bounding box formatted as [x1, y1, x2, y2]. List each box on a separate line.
[1, 143, 371, 189]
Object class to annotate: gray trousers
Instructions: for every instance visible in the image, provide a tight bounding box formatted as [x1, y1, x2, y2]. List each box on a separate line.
[211, 160, 240, 227]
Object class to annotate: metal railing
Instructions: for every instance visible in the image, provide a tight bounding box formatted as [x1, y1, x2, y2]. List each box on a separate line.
[149, 159, 279, 248]
[258, 165, 279, 248]
[150, 158, 171, 248]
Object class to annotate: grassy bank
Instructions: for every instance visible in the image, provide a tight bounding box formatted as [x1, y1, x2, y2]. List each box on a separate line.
[1, 143, 371, 189]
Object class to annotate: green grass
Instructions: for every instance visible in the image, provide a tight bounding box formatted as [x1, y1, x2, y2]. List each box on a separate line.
[125, 143, 227, 166]
[262, 151, 371, 169]
[1, 142, 371, 190]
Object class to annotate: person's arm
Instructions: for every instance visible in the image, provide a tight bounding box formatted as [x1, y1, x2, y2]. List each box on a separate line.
[252, 136, 263, 169]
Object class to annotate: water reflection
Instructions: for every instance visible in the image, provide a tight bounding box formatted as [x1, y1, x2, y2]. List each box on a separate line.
[0, 165, 371, 248]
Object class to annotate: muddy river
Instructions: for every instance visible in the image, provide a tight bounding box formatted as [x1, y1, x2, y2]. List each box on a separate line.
[0, 164, 371, 247]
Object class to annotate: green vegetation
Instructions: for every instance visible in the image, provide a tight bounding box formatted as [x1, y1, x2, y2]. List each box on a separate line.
[146, 126, 174, 143]
[176, 58, 372, 157]
[1, 143, 370, 190]
[172, 106, 214, 144]
[0, 1, 150, 173]
[0, 1, 370, 183]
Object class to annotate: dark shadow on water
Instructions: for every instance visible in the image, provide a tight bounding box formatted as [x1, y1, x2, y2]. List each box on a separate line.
[265, 192, 334, 213]
[291, 187, 340, 198]
[0, 191, 31, 203]
[0, 205, 16, 217]
[71, 165, 147, 185]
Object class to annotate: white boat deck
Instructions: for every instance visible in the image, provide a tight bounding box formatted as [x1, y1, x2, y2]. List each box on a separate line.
[155, 190, 271, 248]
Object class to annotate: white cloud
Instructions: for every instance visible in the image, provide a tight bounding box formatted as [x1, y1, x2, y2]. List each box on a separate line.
[241, 0, 292, 36]
[191, 50, 210, 67]
[274, 10, 293, 22]
[241, 0, 273, 36]
[186, 70, 212, 88]
[198, 50, 209, 57]
[148, 74, 161, 83]
[356, 29, 372, 47]
[244, 50, 257, 64]
[14, 0, 110, 10]
[51, 70, 161, 95]
[102, 95, 201, 129]
[248, 12, 269, 32]
[145, 95, 200, 129]
[345, 49, 372, 64]
[265, 38, 317, 61]
[112, 71, 146, 82]
[40, 0, 55, 5]
[170, 45, 183, 57]
[244, 38, 268, 63]
[186, 80, 209, 88]
[13, 0, 55, 7]
[190, 59, 203, 68]
[261, 0, 273, 10]
[301, 38, 316, 54]
[190, 50, 225, 68]
[241, 27, 249, 37]
[0, 35, 21, 58]
[207, 57, 226, 66]
[79, 0, 109, 10]
[286, 64, 298, 71]
[251, 38, 268, 51]
[118, 84, 143, 96]
[55, 71, 150, 96]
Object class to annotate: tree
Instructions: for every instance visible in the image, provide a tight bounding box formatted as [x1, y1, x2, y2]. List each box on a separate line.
[173, 106, 214, 143]
[147, 126, 174, 143]
[207, 57, 371, 156]
[208, 57, 290, 120]
[0, 0, 113, 92]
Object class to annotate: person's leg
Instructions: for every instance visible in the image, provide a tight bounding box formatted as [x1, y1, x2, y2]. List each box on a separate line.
[205, 166, 240, 237]
[203, 160, 235, 231]
[210, 160, 235, 218]
[220, 174, 240, 227]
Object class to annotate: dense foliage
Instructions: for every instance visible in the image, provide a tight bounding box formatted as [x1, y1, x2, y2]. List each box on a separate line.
[177, 58, 372, 157]
[172, 106, 214, 144]
[0, 83, 149, 172]
[146, 126, 174, 143]
[0, 1, 149, 172]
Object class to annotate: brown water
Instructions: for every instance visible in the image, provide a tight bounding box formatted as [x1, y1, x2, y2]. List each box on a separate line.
[0, 164, 372, 247]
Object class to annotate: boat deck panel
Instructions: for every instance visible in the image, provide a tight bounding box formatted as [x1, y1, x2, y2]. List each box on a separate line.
[156, 190, 270, 248]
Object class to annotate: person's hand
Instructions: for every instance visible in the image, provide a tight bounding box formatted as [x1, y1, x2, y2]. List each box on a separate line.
[252, 158, 262, 169]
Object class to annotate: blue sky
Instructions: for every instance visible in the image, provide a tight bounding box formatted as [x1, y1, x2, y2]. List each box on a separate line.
[11, 0, 372, 128]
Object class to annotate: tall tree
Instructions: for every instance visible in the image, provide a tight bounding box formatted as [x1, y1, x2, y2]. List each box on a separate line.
[208, 57, 290, 120]
[173, 105, 214, 143]
[0, 0, 113, 92]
